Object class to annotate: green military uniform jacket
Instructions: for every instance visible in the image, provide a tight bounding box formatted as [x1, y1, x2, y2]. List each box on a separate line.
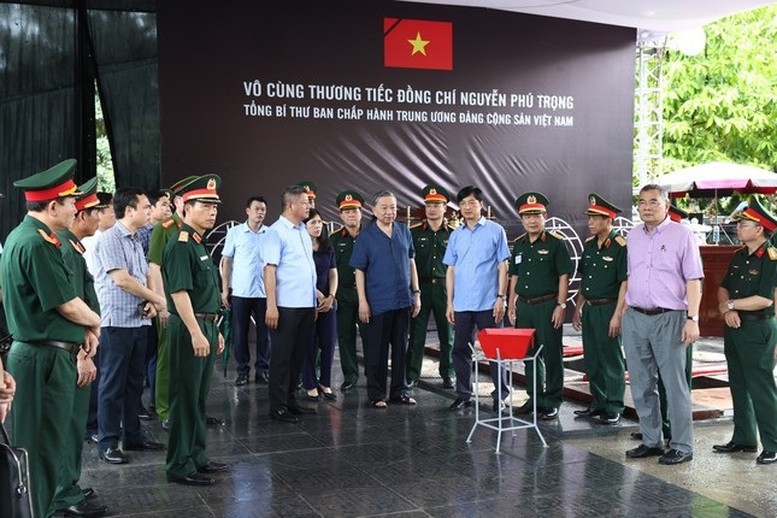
[57, 229, 100, 314]
[721, 242, 777, 313]
[580, 231, 627, 299]
[411, 220, 451, 279]
[163, 223, 220, 314]
[149, 212, 182, 266]
[331, 226, 359, 289]
[509, 230, 573, 297]
[1, 216, 84, 343]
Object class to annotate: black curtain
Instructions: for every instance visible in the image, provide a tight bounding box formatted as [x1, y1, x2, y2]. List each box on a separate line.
[0, 3, 77, 239]
[0, 1, 159, 241]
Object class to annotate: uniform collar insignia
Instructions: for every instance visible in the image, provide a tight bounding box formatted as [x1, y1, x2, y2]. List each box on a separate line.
[38, 228, 61, 248]
[192, 232, 202, 244]
[68, 238, 85, 254]
[756, 247, 765, 258]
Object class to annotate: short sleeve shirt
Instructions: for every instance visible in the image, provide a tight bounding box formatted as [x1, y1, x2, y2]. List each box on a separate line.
[222, 221, 269, 298]
[509, 230, 573, 298]
[0, 215, 84, 343]
[721, 242, 777, 316]
[349, 221, 415, 315]
[412, 221, 451, 278]
[263, 216, 317, 308]
[579, 231, 627, 300]
[93, 221, 150, 328]
[443, 217, 510, 312]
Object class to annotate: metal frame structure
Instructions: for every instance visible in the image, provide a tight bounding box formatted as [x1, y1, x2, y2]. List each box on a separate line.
[466, 342, 548, 453]
[634, 36, 668, 187]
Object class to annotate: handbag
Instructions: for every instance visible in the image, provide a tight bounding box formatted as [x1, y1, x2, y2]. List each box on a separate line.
[0, 422, 34, 518]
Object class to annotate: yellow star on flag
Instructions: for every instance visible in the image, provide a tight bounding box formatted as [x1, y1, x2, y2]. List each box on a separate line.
[407, 32, 430, 56]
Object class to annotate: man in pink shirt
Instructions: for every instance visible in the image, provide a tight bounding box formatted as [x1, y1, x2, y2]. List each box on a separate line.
[622, 184, 703, 466]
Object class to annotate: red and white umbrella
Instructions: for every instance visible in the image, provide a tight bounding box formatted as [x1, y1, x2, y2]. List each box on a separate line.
[656, 162, 777, 198]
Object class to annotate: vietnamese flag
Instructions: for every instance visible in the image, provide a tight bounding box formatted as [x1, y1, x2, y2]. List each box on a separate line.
[384, 18, 453, 71]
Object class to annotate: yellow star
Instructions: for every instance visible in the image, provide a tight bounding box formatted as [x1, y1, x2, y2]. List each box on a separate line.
[407, 32, 430, 56]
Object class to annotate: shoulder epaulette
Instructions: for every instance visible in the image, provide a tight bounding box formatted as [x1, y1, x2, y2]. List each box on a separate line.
[178, 231, 189, 242]
[329, 226, 344, 237]
[162, 218, 176, 229]
[768, 247, 777, 260]
[585, 235, 595, 243]
[38, 229, 61, 248]
[410, 222, 423, 230]
[548, 230, 565, 241]
[513, 232, 526, 243]
[614, 235, 626, 247]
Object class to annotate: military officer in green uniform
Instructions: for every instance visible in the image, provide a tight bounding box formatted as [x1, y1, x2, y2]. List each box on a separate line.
[298, 180, 318, 208]
[330, 190, 365, 391]
[715, 197, 777, 465]
[148, 175, 196, 425]
[571, 194, 627, 425]
[52, 177, 109, 517]
[406, 185, 455, 389]
[164, 174, 228, 485]
[507, 192, 572, 420]
[1, 159, 102, 517]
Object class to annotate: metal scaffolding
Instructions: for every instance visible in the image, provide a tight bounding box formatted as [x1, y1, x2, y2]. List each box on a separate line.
[634, 36, 668, 187]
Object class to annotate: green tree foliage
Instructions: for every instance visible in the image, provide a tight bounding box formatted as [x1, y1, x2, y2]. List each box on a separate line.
[662, 5, 777, 174]
[95, 90, 116, 193]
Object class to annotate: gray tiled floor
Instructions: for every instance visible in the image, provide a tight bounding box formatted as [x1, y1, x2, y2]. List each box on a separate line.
[71, 354, 769, 518]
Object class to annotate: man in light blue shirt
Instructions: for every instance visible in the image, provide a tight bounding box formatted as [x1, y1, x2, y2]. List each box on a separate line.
[220, 196, 272, 386]
[263, 185, 317, 423]
[93, 188, 166, 463]
[443, 186, 511, 412]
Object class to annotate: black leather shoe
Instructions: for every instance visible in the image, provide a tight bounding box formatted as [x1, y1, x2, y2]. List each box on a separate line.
[60, 497, 108, 517]
[269, 407, 299, 423]
[99, 446, 128, 464]
[599, 412, 621, 424]
[84, 433, 98, 444]
[658, 449, 693, 465]
[756, 450, 777, 464]
[539, 407, 559, 420]
[172, 471, 216, 486]
[82, 487, 96, 500]
[161, 419, 170, 432]
[573, 407, 603, 418]
[713, 441, 758, 453]
[631, 431, 671, 444]
[515, 401, 534, 415]
[406, 379, 418, 389]
[206, 416, 225, 426]
[124, 438, 165, 451]
[626, 444, 665, 459]
[340, 381, 355, 392]
[287, 402, 316, 415]
[235, 374, 249, 386]
[197, 460, 229, 473]
[442, 377, 454, 389]
[138, 406, 156, 420]
[449, 397, 472, 411]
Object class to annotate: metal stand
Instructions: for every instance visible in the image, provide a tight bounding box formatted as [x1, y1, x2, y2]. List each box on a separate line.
[466, 343, 548, 453]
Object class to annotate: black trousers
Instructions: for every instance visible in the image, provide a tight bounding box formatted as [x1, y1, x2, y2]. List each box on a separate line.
[363, 308, 410, 402]
[268, 307, 314, 412]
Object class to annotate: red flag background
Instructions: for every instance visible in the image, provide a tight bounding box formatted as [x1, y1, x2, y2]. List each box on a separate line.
[384, 18, 453, 71]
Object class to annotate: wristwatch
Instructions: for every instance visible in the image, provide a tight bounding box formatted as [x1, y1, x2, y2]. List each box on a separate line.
[687, 315, 699, 322]
[726, 299, 735, 311]
[557, 302, 567, 310]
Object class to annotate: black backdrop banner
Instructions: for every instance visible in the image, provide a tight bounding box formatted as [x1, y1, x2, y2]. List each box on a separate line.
[158, 0, 636, 238]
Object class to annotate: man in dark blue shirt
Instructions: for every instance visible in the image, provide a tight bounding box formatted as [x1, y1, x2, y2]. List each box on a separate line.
[350, 190, 421, 408]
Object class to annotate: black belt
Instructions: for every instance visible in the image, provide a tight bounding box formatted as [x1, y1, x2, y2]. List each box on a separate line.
[586, 298, 616, 307]
[631, 307, 672, 316]
[32, 340, 81, 355]
[420, 277, 446, 285]
[739, 311, 773, 322]
[194, 313, 219, 323]
[518, 293, 558, 306]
